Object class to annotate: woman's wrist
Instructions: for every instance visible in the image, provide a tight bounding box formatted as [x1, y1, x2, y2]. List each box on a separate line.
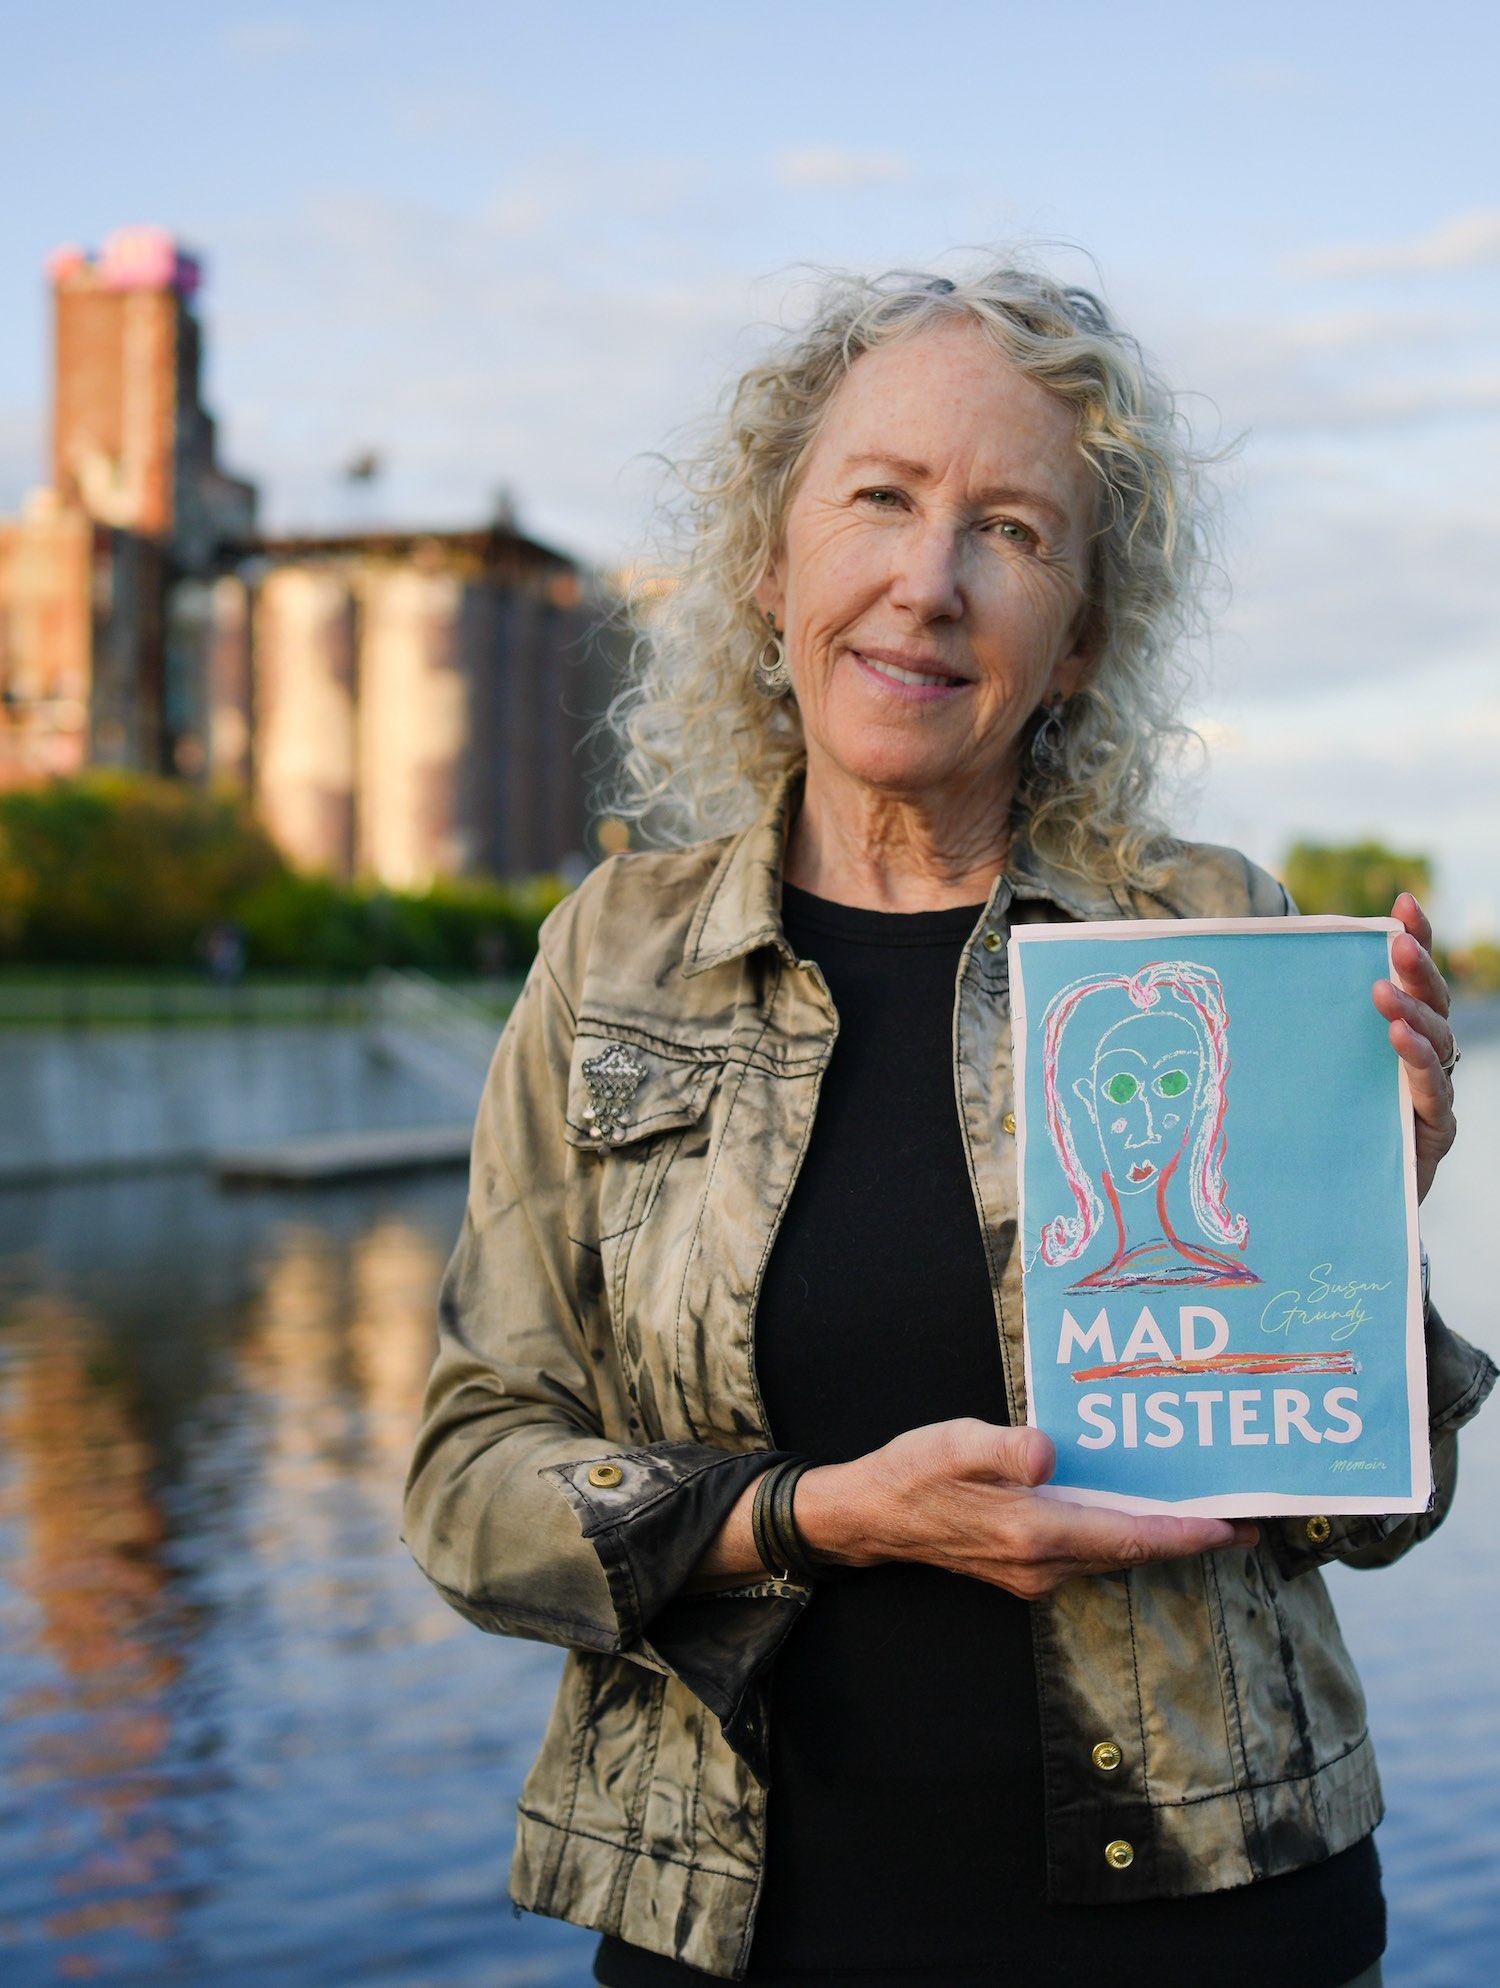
[747, 1458, 804, 1577]
[686, 1455, 891, 1592]
[792, 1458, 889, 1570]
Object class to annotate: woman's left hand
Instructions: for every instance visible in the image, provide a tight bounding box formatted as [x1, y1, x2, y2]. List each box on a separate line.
[1373, 892, 1457, 1204]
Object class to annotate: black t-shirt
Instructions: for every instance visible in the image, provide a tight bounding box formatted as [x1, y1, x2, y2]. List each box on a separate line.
[596, 886, 1383, 1988]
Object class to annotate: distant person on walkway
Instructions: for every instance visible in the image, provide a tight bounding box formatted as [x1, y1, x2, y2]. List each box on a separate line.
[404, 259, 1493, 1988]
[200, 920, 246, 985]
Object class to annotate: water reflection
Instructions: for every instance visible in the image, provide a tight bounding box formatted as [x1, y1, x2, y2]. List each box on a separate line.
[1, 1039, 1497, 1986]
[0, 1172, 592, 1987]
[1325, 1023, 1500, 1988]
[2, 1285, 190, 1967]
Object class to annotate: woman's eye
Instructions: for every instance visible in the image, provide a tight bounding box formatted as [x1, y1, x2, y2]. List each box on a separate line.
[996, 519, 1033, 544]
[1155, 1069, 1191, 1098]
[1104, 1072, 1140, 1105]
[858, 487, 903, 508]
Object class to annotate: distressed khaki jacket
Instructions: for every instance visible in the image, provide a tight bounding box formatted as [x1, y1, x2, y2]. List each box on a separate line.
[403, 781, 1495, 1979]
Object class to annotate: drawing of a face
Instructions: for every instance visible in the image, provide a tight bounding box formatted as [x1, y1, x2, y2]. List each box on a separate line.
[1038, 957, 1250, 1280]
[1073, 1011, 1204, 1195]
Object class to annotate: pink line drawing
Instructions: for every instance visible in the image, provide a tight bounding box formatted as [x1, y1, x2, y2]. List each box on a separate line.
[1038, 960, 1259, 1292]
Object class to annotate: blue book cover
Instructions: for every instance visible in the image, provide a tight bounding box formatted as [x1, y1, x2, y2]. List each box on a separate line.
[1009, 917, 1428, 1515]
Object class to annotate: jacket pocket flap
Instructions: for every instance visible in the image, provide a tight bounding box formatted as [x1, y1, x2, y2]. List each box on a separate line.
[563, 1034, 720, 1149]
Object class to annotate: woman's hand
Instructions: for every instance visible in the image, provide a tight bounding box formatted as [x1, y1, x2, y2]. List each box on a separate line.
[793, 1418, 1256, 1600]
[1372, 892, 1458, 1204]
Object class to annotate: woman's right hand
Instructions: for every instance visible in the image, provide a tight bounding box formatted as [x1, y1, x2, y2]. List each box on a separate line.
[794, 1417, 1258, 1599]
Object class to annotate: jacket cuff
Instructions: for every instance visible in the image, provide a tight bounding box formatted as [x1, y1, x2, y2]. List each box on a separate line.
[543, 1440, 809, 1778]
[1266, 1304, 1497, 1580]
[1265, 1506, 1415, 1578]
[1426, 1313, 1499, 1433]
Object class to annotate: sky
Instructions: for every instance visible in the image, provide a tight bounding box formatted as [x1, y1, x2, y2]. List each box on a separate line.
[3, 0, 1497, 935]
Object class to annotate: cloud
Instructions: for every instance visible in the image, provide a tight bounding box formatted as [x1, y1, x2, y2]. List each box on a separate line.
[774, 147, 912, 190]
[223, 19, 312, 66]
[1292, 210, 1500, 279]
[1161, 302, 1500, 440]
[1120, 293, 1500, 937]
[1218, 61, 1311, 99]
[1184, 659, 1500, 937]
[392, 88, 497, 141]
[1211, 492, 1500, 706]
[1274, 309, 1463, 355]
[201, 177, 760, 559]
[1174, 307, 1473, 381]
[1254, 371, 1500, 434]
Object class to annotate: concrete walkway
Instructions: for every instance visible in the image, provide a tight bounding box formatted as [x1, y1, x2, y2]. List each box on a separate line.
[215, 1122, 473, 1185]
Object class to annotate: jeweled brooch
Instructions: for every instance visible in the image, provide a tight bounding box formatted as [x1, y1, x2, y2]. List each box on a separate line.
[580, 1043, 645, 1149]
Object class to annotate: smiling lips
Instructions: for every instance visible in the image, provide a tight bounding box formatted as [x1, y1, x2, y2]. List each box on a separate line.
[854, 647, 969, 692]
[1127, 1162, 1158, 1183]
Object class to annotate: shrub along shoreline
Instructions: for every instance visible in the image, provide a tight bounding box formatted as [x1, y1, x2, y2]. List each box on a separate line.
[4, 777, 1497, 996]
[0, 774, 570, 977]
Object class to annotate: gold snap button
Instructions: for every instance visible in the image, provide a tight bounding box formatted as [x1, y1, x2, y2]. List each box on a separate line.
[1002, 1111, 1017, 1135]
[1091, 1740, 1123, 1773]
[1104, 1839, 1134, 1871]
[587, 1462, 624, 1489]
[982, 931, 1003, 953]
[1305, 1515, 1332, 1546]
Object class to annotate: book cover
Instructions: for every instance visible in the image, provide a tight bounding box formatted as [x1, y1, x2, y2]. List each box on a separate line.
[1009, 916, 1428, 1516]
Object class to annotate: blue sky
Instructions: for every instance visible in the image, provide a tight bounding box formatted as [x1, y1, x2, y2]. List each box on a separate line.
[4, 1, 1497, 933]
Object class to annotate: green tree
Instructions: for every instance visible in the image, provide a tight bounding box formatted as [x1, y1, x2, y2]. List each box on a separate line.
[0, 773, 572, 973]
[0, 774, 285, 966]
[1281, 840, 1433, 919]
[1450, 940, 1500, 994]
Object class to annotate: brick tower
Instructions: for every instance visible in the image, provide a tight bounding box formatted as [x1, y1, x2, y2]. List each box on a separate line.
[49, 226, 256, 564]
[0, 228, 257, 784]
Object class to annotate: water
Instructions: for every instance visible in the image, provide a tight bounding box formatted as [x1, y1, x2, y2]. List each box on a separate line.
[1, 1036, 1496, 1986]
[1323, 1020, 1500, 1987]
[0, 1172, 594, 1986]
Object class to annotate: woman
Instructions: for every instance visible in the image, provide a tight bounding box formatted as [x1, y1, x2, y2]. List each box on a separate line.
[403, 263, 1491, 1988]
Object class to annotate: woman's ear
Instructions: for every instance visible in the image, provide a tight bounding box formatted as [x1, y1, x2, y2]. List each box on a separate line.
[754, 556, 786, 626]
[1051, 601, 1100, 703]
[1072, 1073, 1097, 1122]
[1041, 624, 1088, 711]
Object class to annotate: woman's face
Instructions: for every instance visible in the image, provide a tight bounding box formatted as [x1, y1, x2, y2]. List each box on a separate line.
[758, 319, 1097, 814]
[1076, 1010, 1205, 1196]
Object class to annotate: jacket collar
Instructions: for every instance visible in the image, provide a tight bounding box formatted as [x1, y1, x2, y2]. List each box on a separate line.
[1003, 826, 1130, 924]
[682, 769, 1124, 977]
[683, 774, 800, 976]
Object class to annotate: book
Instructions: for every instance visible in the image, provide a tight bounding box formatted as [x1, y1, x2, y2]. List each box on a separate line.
[1008, 916, 1428, 1516]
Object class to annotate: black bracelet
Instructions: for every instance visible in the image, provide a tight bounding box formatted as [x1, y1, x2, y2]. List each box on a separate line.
[772, 1458, 818, 1582]
[751, 1456, 818, 1584]
[750, 1460, 791, 1579]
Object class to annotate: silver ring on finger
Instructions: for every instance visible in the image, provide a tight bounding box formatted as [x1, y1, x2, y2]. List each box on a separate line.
[1440, 1038, 1462, 1077]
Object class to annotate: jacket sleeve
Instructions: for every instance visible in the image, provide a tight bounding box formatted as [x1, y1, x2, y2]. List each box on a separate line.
[401, 895, 806, 1749]
[1264, 1303, 1496, 1581]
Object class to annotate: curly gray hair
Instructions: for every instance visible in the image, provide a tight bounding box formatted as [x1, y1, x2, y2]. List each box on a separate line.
[609, 258, 1215, 891]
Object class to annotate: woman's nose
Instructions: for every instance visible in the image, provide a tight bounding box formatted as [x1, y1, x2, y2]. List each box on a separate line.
[1126, 1096, 1161, 1148]
[888, 520, 964, 622]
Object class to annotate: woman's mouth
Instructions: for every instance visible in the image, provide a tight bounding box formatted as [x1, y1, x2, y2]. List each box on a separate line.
[854, 649, 968, 693]
[1127, 1162, 1158, 1183]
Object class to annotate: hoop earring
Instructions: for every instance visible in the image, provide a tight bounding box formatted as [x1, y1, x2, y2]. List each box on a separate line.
[754, 610, 792, 699]
[1029, 695, 1067, 773]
